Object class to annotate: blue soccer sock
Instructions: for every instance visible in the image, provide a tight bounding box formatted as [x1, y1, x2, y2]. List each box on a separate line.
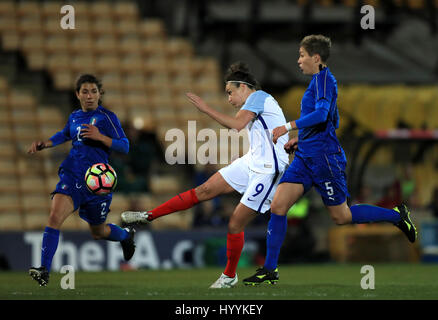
[264, 213, 288, 271]
[106, 223, 129, 242]
[350, 204, 401, 224]
[41, 226, 60, 273]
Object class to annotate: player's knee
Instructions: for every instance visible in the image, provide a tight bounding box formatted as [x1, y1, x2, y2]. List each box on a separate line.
[331, 214, 350, 225]
[228, 220, 243, 234]
[195, 184, 212, 201]
[47, 211, 63, 229]
[270, 202, 288, 216]
[91, 231, 106, 240]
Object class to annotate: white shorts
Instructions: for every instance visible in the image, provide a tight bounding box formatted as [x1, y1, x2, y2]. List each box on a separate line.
[218, 156, 284, 214]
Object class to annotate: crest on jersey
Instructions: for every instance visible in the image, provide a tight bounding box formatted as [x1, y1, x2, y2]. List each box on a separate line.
[90, 117, 97, 125]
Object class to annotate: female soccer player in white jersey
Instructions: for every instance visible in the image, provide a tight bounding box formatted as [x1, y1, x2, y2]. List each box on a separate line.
[27, 74, 134, 286]
[243, 35, 417, 285]
[121, 62, 289, 288]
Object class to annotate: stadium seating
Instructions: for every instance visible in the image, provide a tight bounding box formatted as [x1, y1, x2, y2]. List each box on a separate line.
[0, 0, 436, 232]
[0, 1, 227, 231]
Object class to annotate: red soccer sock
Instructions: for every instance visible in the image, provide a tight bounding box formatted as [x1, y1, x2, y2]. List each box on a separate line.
[148, 188, 199, 221]
[223, 232, 244, 278]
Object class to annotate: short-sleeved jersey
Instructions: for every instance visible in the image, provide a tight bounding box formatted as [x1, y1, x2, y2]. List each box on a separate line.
[241, 90, 289, 174]
[52, 105, 127, 180]
[295, 67, 341, 157]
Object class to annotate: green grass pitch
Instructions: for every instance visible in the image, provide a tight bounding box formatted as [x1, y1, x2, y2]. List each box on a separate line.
[0, 263, 437, 300]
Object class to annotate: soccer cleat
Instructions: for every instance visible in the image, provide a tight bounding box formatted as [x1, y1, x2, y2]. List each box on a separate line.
[29, 266, 49, 287]
[209, 273, 238, 289]
[394, 204, 417, 243]
[243, 267, 279, 286]
[120, 226, 136, 261]
[121, 211, 151, 225]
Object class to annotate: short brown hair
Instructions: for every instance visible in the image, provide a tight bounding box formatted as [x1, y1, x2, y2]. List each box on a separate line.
[300, 35, 331, 63]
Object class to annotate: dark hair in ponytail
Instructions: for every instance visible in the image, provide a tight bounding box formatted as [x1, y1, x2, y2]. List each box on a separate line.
[224, 62, 261, 90]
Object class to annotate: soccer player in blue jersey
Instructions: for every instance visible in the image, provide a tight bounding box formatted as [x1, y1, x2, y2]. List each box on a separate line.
[27, 74, 134, 286]
[243, 35, 417, 285]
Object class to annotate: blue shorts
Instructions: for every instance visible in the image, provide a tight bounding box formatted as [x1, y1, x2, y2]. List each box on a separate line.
[279, 151, 349, 206]
[52, 168, 112, 225]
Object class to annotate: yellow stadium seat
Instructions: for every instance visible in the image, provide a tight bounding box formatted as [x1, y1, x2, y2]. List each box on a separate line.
[115, 20, 139, 37]
[23, 211, 49, 230]
[21, 194, 50, 212]
[20, 33, 45, 54]
[102, 90, 123, 109]
[122, 73, 146, 91]
[42, 17, 63, 35]
[0, 16, 17, 34]
[16, 1, 40, 17]
[45, 34, 70, 54]
[52, 71, 74, 90]
[120, 54, 143, 74]
[90, 1, 113, 19]
[143, 54, 168, 75]
[41, 2, 61, 18]
[150, 175, 181, 194]
[26, 51, 46, 71]
[113, 2, 139, 20]
[125, 92, 148, 108]
[1, 31, 20, 51]
[96, 54, 121, 73]
[139, 19, 166, 40]
[17, 16, 42, 35]
[71, 54, 96, 74]
[91, 18, 115, 37]
[70, 35, 94, 54]
[100, 73, 122, 91]
[0, 140, 15, 158]
[0, 175, 19, 193]
[119, 35, 142, 55]
[0, 193, 21, 212]
[95, 35, 118, 54]
[0, 1, 15, 16]
[0, 212, 24, 231]
[46, 53, 71, 73]
[166, 38, 193, 58]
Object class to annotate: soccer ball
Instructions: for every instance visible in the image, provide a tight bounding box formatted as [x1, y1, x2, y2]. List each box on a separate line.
[85, 163, 117, 196]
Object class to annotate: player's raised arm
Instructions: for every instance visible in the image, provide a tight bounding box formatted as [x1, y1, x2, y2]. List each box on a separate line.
[28, 120, 71, 154]
[186, 92, 254, 131]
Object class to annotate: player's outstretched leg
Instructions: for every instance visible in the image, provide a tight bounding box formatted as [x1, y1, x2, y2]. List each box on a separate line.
[121, 188, 199, 225]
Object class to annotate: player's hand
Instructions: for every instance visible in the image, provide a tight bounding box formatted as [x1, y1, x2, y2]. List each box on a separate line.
[186, 92, 210, 113]
[80, 124, 103, 141]
[272, 125, 288, 144]
[284, 137, 298, 154]
[27, 141, 46, 154]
